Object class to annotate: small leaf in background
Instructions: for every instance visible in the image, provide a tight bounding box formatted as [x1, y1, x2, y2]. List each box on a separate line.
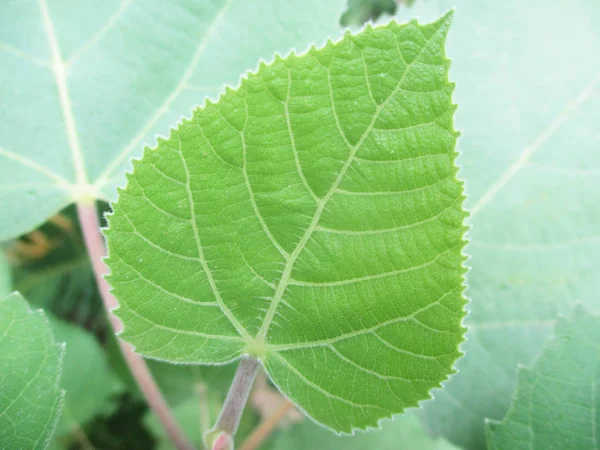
[393, 0, 600, 447]
[0, 0, 347, 241]
[486, 306, 600, 450]
[0, 293, 64, 449]
[106, 11, 467, 433]
[3, 237, 125, 447]
[48, 317, 124, 439]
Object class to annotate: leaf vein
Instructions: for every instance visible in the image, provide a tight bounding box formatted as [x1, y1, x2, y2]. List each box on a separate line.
[179, 137, 252, 340]
[269, 289, 457, 351]
[256, 23, 448, 339]
[113, 253, 218, 307]
[285, 68, 321, 203]
[240, 99, 290, 258]
[272, 353, 391, 412]
[94, 0, 234, 188]
[289, 249, 447, 287]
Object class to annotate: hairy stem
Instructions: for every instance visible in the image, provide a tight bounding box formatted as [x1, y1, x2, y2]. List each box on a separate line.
[205, 356, 260, 449]
[239, 400, 294, 450]
[76, 201, 194, 450]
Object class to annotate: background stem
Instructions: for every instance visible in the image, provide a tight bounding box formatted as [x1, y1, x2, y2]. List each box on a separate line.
[76, 201, 194, 450]
[239, 400, 294, 450]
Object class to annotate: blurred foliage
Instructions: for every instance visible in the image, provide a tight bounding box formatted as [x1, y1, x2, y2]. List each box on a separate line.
[49, 317, 124, 440]
[341, 0, 415, 26]
[8, 203, 109, 335]
[83, 394, 155, 450]
[265, 412, 459, 450]
[145, 387, 259, 450]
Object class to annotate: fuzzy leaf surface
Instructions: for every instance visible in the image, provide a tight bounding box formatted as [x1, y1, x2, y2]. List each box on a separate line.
[106, 13, 467, 432]
[486, 306, 600, 450]
[0, 0, 346, 240]
[0, 293, 64, 449]
[394, 0, 600, 447]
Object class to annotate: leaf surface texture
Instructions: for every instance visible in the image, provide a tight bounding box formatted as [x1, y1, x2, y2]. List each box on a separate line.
[0, 0, 346, 240]
[0, 293, 63, 449]
[486, 307, 600, 450]
[106, 13, 467, 432]
[393, 0, 600, 447]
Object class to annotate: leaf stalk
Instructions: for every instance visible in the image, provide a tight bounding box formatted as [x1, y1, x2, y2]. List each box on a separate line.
[76, 201, 194, 450]
[205, 356, 260, 450]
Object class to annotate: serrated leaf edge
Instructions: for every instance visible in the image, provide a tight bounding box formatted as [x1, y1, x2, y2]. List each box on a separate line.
[103, 10, 470, 434]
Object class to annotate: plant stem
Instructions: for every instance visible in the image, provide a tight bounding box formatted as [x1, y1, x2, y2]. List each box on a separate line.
[205, 356, 260, 449]
[239, 400, 294, 450]
[76, 201, 194, 450]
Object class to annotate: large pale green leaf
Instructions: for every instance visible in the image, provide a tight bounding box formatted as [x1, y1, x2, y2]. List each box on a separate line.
[486, 306, 600, 450]
[106, 13, 467, 433]
[0, 293, 64, 449]
[394, 0, 600, 448]
[0, 0, 346, 240]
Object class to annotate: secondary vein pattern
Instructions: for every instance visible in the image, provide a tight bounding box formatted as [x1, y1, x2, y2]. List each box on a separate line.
[106, 13, 468, 432]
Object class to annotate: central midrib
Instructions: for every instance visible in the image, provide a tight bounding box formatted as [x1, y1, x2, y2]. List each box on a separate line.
[40, 0, 89, 188]
[253, 31, 438, 341]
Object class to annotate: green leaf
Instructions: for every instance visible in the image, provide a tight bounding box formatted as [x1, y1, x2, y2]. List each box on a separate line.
[0, 0, 347, 241]
[267, 412, 460, 450]
[392, 0, 600, 447]
[106, 12, 467, 433]
[48, 317, 124, 437]
[486, 306, 600, 450]
[0, 293, 64, 449]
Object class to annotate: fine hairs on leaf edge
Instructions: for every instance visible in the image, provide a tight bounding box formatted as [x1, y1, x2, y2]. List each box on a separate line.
[1, 292, 66, 448]
[103, 9, 470, 434]
[394, 6, 474, 423]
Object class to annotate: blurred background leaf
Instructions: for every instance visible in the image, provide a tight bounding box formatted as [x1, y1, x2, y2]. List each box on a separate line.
[265, 412, 459, 450]
[49, 317, 125, 442]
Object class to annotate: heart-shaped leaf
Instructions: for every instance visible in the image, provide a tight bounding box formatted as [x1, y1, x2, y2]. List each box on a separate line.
[0, 0, 346, 240]
[106, 12, 467, 432]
